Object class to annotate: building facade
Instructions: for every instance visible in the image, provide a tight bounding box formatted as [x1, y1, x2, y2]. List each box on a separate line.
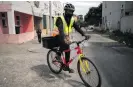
[102, 1, 133, 33]
[0, 1, 62, 44]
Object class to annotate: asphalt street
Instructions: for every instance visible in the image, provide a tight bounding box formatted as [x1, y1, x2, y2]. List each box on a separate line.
[0, 32, 133, 87]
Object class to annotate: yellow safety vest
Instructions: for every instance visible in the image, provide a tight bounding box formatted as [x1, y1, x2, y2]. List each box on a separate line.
[54, 16, 75, 35]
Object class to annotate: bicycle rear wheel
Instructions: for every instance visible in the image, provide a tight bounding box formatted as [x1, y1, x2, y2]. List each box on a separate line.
[77, 57, 101, 87]
[47, 50, 62, 74]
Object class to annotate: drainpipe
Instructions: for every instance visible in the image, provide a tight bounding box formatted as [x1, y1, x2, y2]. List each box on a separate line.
[120, 8, 124, 31]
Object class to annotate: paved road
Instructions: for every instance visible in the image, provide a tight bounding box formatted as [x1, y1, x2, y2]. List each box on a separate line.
[0, 32, 133, 87]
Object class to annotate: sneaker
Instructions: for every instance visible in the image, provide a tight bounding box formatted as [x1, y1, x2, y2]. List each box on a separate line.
[63, 66, 74, 73]
[68, 68, 74, 73]
[62, 66, 69, 71]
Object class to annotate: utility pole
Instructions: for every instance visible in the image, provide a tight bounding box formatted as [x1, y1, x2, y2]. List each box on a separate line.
[49, 1, 52, 36]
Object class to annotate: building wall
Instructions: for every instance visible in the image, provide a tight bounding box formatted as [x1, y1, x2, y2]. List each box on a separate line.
[14, 11, 34, 33]
[32, 1, 49, 16]
[0, 31, 34, 44]
[0, 1, 11, 4]
[52, 1, 62, 16]
[125, 1, 133, 10]
[102, 1, 125, 30]
[0, 4, 11, 12]
[0, 4, 11, 34]
[102, 1, 133, 33]
[12, 1, 33, 15]
[0, 1, 63, 43]
[121, 15, 133, 33]
[120, 1, 133, 33]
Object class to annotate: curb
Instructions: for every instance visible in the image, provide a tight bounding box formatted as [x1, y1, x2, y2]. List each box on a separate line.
[73, 32, 125, 47]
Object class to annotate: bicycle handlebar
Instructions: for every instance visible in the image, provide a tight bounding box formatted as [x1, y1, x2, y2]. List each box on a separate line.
[70, 38, 88, 45]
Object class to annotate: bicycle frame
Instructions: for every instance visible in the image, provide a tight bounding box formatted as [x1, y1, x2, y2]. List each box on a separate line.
[61, 45, 84, 66]
[60, 43, 90, 73]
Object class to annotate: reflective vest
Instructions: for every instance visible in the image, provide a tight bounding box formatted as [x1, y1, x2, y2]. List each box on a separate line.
[53, 16, 75, 36]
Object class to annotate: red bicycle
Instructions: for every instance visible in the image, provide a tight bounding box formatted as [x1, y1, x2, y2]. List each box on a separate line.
[46, 38, 101, 87]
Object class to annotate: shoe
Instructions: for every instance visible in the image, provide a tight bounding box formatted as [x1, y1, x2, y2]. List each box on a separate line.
[68, 68, 74, 73]
[63, 66, 74, 73]
[62, 66, 69, 71]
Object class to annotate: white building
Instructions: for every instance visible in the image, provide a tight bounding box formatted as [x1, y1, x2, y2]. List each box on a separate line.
[0, 1, 62, 44]
[102, 1, 133, 33]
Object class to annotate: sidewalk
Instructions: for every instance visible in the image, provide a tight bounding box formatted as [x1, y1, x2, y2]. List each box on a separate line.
[0, 33, 86, 87]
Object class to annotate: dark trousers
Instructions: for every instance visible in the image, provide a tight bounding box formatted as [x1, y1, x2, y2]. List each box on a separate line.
[56, 35, 70, 64]
[37, 33, 41, 43]
[59, 43, 70, 63]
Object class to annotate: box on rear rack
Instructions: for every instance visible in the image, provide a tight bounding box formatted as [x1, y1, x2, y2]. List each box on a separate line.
[42, 36, 59, 49]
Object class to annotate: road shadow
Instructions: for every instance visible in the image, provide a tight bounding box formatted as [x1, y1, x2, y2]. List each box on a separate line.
[31, 64, 71, 82]
[65, 79, 86, 87]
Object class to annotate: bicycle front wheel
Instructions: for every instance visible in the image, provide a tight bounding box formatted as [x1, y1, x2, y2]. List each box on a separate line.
[77, 57, 101, 87]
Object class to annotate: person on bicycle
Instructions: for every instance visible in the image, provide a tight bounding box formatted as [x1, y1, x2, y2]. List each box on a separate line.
[53, 3, 90, 73]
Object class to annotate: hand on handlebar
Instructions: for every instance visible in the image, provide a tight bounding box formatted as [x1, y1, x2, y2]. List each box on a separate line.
[85, 35, 91, 40]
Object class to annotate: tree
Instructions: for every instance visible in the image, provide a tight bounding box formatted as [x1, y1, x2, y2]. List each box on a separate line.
[84, 3, 102, 26]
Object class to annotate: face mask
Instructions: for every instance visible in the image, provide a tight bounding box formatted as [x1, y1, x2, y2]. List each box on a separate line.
[65, 9, 74, 17]
[65, 13, 73, 17]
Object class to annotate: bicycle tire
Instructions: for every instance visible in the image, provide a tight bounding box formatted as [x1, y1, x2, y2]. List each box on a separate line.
[47, 50, 62, 74]
[77, 57, 101, 87]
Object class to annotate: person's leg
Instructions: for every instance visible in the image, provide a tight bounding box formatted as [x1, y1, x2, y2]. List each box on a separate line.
[38, 33, 41, 43]
[59, 43, 74, 73]
[65, 46, 70, 63]
[59, 43, 70, 62]
[37, 33, 40, 42]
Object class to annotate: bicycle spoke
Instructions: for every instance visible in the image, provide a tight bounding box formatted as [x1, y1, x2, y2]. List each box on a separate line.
[78, 58, 100, 87]
[89, 65, 98, 86]
[49, 51, 61, 71]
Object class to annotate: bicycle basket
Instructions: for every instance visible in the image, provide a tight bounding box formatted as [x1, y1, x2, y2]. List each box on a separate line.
[42, 36, 59, 49]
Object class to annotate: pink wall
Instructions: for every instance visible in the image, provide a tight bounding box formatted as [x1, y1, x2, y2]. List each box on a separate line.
[0, 19, 2, 34]
[0, 12, 9, 34]
[14, 11, 34, 34]
[0, 31, 35, 44]
[0, 5, 35, 44]
[22, 14, 34, 33]
[0, 4, 11, 12]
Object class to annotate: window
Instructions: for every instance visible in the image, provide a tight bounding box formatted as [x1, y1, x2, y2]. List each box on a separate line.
[125, 12, 129, 16]
[44, 3, 48, 9]
[110, 12, 111, 15]
[105, 16, 107, 24]
[53, 2, 58, 8]
[34, 1, 39, 8]
[16, 16, 20, 25]
[1, 12, 7, 28]
[122, 5, 123, 8]
[105, 2, 107, 8]
[102, 17, 104, 24]
[43, 15, 47, 29]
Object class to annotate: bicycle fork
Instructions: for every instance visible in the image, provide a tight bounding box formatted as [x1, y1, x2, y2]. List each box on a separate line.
[78, 54, 90, 74]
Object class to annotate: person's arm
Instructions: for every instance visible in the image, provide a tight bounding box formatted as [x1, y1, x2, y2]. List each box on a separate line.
[73, 21, 85, 36]
[55, 17, 65, 44]
[73, 21, 91, 40]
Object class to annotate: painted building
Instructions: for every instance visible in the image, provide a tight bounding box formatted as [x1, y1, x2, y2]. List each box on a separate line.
[102, 1, 133, 33]
[78, 15, 83, 21]
[0, 1, 62, 44]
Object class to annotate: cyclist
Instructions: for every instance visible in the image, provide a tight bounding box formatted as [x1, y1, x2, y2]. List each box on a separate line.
[53, 3, 90, 73]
